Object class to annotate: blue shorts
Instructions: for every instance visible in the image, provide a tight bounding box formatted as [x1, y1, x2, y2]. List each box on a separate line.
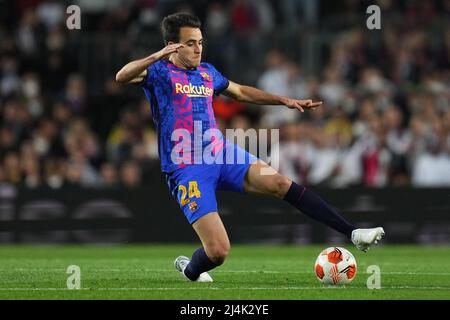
[165, 141, 259, 224]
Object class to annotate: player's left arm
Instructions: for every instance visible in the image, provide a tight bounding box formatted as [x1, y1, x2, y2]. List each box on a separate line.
[222, 81, 322, 112]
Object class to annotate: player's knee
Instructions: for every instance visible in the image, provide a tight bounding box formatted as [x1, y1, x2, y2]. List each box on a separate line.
[269, 175, 292, 199]
[207, 243, 230, 265]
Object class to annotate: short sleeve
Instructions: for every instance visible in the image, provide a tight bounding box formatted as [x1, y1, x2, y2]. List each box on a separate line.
[207, 63, 229, 96]
[139, 63, 157, 88]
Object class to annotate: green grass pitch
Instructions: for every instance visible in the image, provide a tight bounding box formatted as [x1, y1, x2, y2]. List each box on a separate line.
[0, 245, 449, 299]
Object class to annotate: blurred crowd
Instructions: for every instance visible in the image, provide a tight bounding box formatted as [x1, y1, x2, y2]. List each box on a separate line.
[0, 0, 450, 188]
[260, 40, 450, 187]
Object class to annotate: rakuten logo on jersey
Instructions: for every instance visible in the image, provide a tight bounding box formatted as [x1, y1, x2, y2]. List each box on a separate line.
[175, 83, 213, 97]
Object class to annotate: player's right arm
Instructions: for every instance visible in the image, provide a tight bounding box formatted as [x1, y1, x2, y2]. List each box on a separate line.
[115, 43, 185, 84]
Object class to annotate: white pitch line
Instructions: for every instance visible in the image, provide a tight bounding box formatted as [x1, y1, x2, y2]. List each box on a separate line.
[2, 269, 450, 276]
[381, 272, 450, 275]
[216, 271, 450, 276]
[0, 286, 449, 291]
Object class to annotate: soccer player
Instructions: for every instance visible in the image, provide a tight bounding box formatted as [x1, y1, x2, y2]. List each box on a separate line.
[116, 13, 385, 282]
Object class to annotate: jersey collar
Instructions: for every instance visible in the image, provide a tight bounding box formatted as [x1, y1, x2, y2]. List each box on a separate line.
[167, 59, 198, 71]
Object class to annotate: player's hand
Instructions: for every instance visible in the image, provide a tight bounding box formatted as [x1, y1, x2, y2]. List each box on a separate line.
[154, 43, 185, 60]
[284, 99, 322, 112]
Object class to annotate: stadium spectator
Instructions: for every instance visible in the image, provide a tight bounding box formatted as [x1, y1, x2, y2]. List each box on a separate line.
[99, 162, 119, 187]
[257, 50, 300, 127]
[120, 160, 142, 187]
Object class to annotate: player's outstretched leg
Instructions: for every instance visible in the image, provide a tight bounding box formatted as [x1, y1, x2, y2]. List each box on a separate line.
[174, 212, 230, 282]
[243, 161, 385, 252]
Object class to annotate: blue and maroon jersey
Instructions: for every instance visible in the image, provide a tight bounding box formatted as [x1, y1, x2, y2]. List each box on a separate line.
[140, 60, 229, 172]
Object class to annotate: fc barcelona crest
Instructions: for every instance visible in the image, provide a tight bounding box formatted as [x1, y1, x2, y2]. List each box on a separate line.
[189, 201, 199, 212]
[200, 72, 211, 81]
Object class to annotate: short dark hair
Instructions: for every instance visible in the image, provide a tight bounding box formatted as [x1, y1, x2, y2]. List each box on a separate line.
[161, 13, 202, 45]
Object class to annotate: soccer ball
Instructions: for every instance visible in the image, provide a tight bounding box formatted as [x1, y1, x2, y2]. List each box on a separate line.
[314, 247, 357, 285]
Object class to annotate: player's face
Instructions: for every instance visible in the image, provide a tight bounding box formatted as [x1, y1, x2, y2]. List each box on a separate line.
[176, 27, 203, 68]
